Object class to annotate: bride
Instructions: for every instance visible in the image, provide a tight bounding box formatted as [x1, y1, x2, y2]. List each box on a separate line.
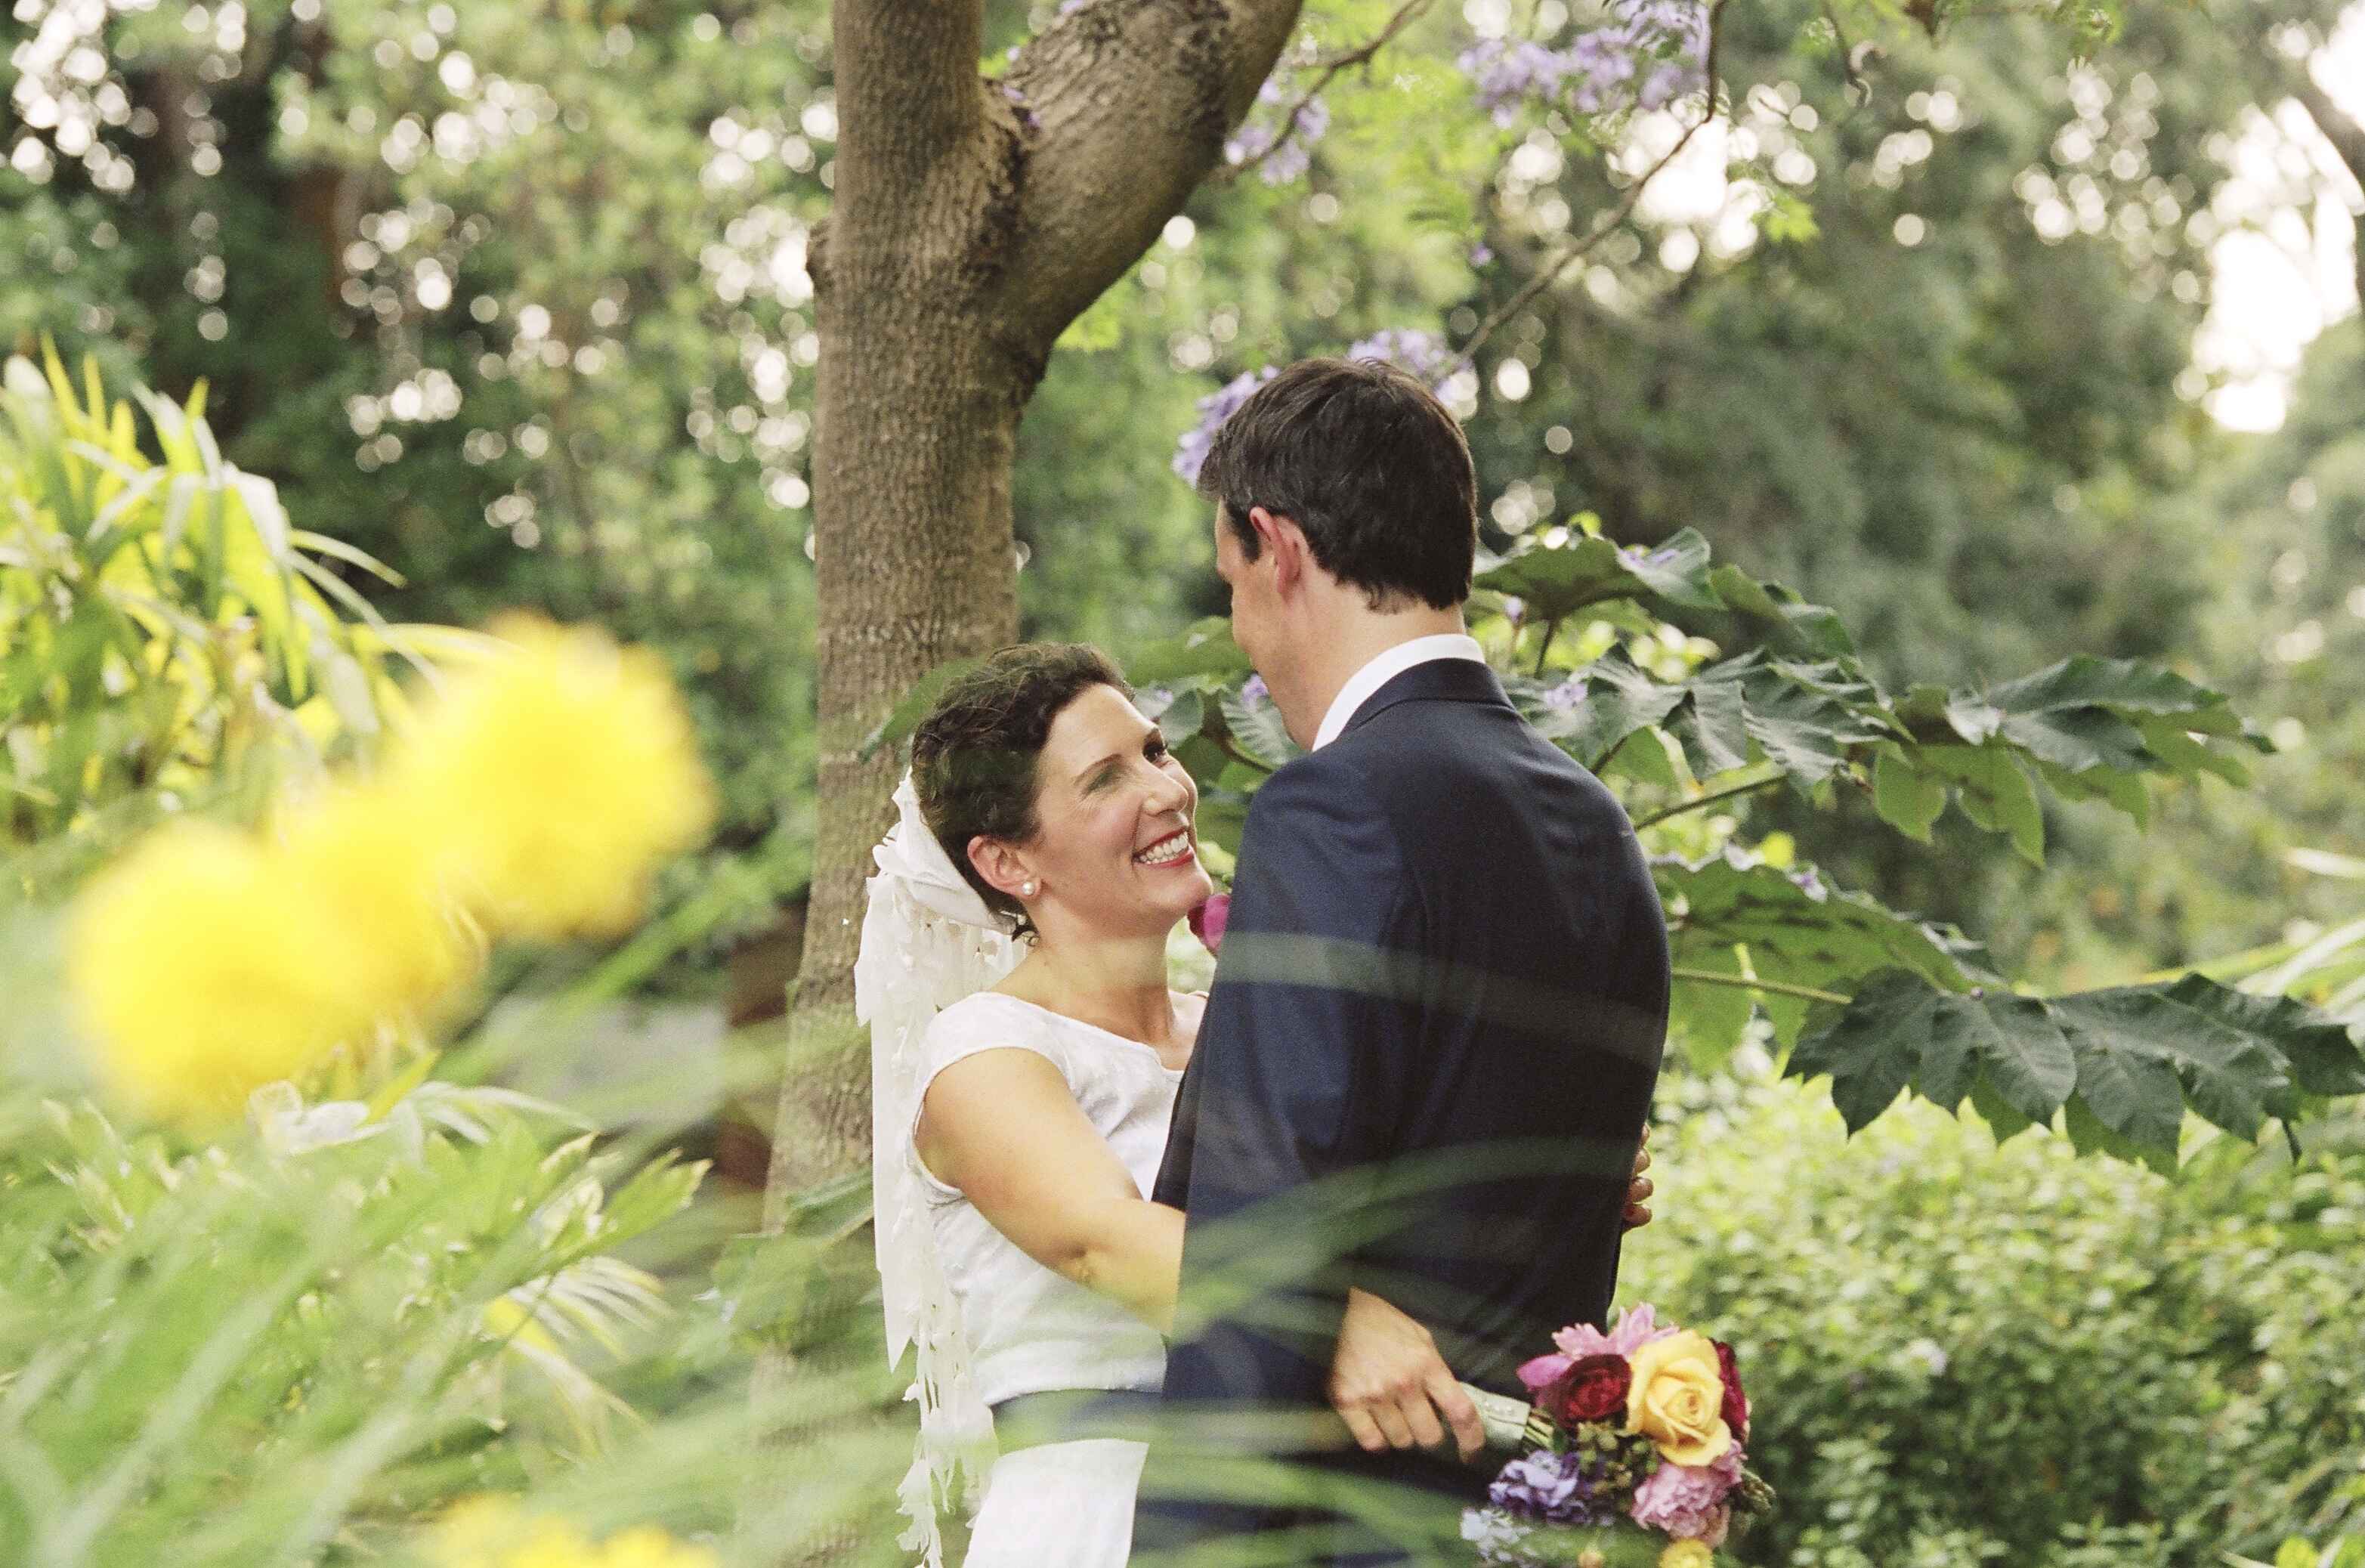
[861, 642, 1652, 1567]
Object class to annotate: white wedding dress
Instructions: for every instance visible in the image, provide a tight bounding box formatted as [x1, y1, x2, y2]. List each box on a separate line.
[906, 989, 1197, 1567]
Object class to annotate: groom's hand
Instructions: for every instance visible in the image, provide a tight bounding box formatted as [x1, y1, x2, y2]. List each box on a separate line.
[1329, 1288, 1485, 1462]
[1624, 1124, 1654, 1230]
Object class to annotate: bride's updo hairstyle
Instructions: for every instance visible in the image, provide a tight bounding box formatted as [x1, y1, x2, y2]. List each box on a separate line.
[910, 642, 1131, 940]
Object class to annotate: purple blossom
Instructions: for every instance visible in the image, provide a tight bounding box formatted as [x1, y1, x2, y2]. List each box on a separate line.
[1457, 0, 1709, 124]
[1461, 1507, 1537, 1566]
[1225, 79, 1330, 186]
[1241, 674, 1269, 706]
[1057, 0, 1091, 14]
[1487, 1448, 1617, 1526]
[1171, 367, 1278, 484]
[1501, 593, 1523, 623]
[1542, 676, 1587, 711]
[1347, 328, 1455, 387]
[1470, 243, 1495, 266]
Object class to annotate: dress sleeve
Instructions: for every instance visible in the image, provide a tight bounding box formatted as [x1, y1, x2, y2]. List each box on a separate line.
[907, 998, 1072, 1197]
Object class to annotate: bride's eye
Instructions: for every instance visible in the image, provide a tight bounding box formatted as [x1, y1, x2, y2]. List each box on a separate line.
[1143, 737, 1169, 762]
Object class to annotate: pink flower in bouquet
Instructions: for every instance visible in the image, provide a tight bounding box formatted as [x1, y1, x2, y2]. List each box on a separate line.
[1630, 1448, 1742, 1544]
[1553, 1302, 1675, 1362]
[1189, 893, 1231, 954]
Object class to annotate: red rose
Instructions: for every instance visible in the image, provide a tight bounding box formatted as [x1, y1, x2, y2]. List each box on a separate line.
[1548, 1353, 1632, 1427]
[1714, 1340, 1748, 1440]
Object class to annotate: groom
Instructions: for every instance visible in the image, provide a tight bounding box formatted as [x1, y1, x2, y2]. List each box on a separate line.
[1139, 358, 1670, 1563]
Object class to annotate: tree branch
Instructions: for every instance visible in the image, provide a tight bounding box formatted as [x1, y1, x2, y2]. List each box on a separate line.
[1668, 965, 1848, 1005]
[1451, 0, 1731, 375]
[997, 0, 1306, 352]
[2284, 61, 2365, 311]
[1216, 0, 1439, 184]
[1630, 769, 1784, 830]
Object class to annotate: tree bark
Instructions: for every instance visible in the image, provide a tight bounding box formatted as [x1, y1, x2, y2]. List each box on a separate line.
[762, 0, 1304, 1219]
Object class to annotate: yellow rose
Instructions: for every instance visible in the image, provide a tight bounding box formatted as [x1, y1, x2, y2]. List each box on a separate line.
[1659, 1541, 1716, 1568]
[397, 617, 716, 943]
[1626, 1329, 1733, 1467]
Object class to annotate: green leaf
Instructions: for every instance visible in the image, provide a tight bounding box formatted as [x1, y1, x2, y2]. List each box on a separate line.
[1924, 745, 2045, 864]
[1217, 686, 1303, 771]
[1787, 970, 2075, 1133]
[1666, 942, 1757, 1072]
[1474, 527, 1719, 621]
[1983, 654, 2228, 718]
[1996, 705, 2149, 775]
[1155, 688, 1206, 747]
[1544, 652, 1685, 769]
[2154, 973, 2365, 1101]
[1126, 617, 1253, 683]
[1785, 969, 1931, 1130]
[1873, 746, 1946, 840]
[2135, 713, 2251, 786]
[1705, 564, 1855, 657]
[2032, 759, 2150, 828]
[2053, 982, 2295, 1149]
[1662, 855, 1979, 1000]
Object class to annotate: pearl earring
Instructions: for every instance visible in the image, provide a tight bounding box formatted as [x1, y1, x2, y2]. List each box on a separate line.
[1022, 881, 1037, 896]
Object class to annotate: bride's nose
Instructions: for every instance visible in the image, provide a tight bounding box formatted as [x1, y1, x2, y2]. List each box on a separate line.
[1144, 767, 1192, 817]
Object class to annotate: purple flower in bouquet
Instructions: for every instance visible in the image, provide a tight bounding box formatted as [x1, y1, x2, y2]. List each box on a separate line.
[1488, 1448, 1616, 1526]
[1629, 1447, 1742, 1544]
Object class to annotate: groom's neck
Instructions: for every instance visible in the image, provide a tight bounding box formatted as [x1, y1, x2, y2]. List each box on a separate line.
[1276, 601, 1470, 747]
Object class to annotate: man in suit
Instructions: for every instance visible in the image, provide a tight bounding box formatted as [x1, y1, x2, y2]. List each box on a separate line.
[1140, 358, 1671, 1564]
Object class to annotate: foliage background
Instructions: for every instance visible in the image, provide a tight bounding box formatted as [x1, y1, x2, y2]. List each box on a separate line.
[6, 0, 2365, 1562]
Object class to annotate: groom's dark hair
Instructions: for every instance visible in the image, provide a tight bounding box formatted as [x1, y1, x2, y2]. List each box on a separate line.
[1196, 357, 1478, 611]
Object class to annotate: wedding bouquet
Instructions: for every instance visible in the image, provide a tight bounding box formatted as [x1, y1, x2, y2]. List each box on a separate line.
[1461, 1305, 1773, 1568]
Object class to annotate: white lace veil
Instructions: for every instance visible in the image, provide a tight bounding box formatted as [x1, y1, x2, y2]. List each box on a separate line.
[856, 772, 1022, 1566]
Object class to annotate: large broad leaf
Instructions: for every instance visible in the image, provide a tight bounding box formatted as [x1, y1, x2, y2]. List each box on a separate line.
[1666, 941, 1758, 1072]
[1921, 744, 2045, 865]
[1788, 967, 2352, 1167]
[1475, 527, 1721, 620]
[1704, 564, 1855, 658]
[1217, 686, 1303, 772]
[1661, 854, 1982, 1003]
[1872, 744, 1947, 841]
[1541, 653, 1686, 769]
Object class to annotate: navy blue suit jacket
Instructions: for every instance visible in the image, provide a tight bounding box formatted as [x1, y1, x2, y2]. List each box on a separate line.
[1141, 657, 1668, 1561]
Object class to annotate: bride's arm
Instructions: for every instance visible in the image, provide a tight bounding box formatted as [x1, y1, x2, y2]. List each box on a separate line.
[918, 1047, 1186, 1331]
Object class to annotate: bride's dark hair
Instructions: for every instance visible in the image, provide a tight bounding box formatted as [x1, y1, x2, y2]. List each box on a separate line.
[910, 642, 1130, 939]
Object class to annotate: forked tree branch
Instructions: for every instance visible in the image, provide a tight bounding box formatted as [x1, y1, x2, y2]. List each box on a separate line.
[1216, 0, 1440, 184]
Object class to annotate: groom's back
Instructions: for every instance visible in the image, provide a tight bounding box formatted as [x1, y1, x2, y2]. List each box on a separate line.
[1315, 664, 1668, 1390]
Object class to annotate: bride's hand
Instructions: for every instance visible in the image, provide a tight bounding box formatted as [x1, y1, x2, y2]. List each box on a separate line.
[1624, 1123, 1654, 1230]
[1328, 1288, 1485, 1462]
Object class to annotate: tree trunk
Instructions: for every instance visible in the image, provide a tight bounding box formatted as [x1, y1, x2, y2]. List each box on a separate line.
[762, 0, 1305, 1214]
[747, 3, 1300, 1557]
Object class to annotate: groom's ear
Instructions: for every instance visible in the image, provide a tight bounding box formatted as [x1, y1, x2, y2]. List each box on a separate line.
[1248, 506, 1309, 595]
[967, 835, 1036, 903]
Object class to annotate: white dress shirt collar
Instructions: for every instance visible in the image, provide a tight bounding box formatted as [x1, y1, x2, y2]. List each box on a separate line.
[1311, 632, 1486, 750]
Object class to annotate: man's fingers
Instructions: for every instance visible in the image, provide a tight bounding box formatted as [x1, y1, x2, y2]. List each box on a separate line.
[1624, 1202, 1652, 1229]
[1369, 1399, 1416, 1450]
[1339, 1403, 1389, 1455]
[1430, 1372, 1485, 1461]
[1634, 1146, 1652, 1174]
[1399, 1392, 1445, 1452]
[1628, 1177, 1654, 1204]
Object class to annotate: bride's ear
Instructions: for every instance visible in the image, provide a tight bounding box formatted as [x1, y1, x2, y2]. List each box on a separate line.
[967, 836, 1038, 904]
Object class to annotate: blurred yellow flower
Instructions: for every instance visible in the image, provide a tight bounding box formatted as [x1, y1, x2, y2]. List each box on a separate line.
[66, 821, 382, 1122]
[401, 617, 716, 942]
[429, 1496, 716, 1568]
[279, 782, 481, 1018]
[1659, 1542, 1715, 1568]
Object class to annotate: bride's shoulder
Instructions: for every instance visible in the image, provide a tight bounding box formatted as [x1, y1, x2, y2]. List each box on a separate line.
[924, 991, 1055, 1052]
